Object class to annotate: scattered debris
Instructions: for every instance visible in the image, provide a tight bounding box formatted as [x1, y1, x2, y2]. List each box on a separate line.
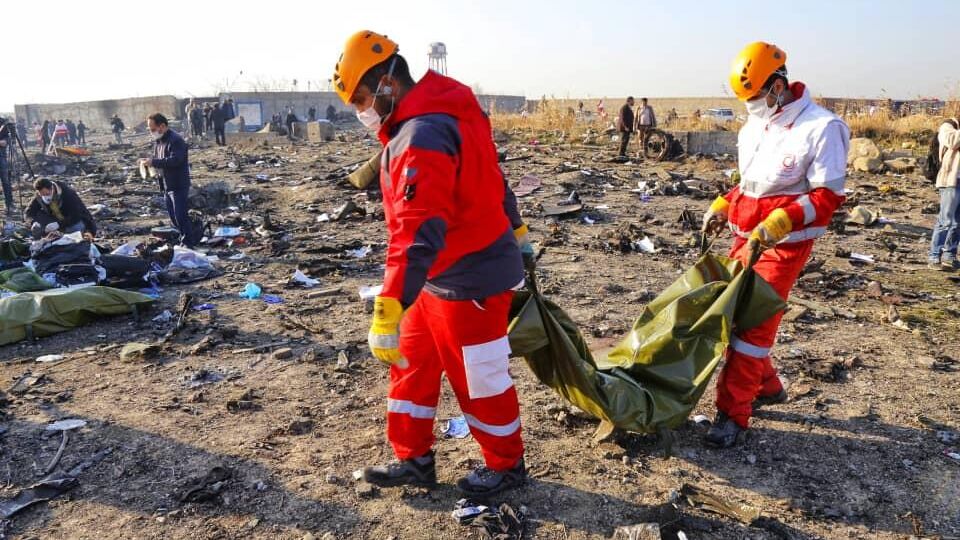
[679, 483, 761, 524]
[0, 447, 113, 519]
[453, 499, 525, 539]
[179, 466, 232, 503]
[612, 523, 661, 540]
[45, 419, 87, 432]
[441, 416, 470, 439]
[120, 342, 161, 362]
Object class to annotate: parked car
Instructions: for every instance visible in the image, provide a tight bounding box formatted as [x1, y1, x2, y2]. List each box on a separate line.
[703, 108, 736, 123]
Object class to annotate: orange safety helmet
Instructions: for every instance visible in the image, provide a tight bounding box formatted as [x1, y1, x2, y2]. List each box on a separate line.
[729, 42, 787, 102]
[333, 30, 399, 105]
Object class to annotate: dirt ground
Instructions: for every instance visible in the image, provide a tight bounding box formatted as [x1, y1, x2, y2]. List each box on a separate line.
[1, 123, 958, 540]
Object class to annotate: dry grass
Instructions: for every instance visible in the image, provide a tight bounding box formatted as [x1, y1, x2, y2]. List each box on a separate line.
[489, 97, 743, 141]
[490, 96, 947, 150]
[843, 113, 940, 143]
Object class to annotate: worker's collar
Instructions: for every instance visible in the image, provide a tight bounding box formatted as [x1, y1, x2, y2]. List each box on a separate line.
[767, 82, 811, 129]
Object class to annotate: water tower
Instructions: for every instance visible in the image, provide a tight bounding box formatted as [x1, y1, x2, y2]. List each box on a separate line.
[428, 42, 448, 75]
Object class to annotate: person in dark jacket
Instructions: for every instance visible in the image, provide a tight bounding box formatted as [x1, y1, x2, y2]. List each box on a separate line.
[77, 120, 87, 145]
[326, 103, 337, 122]
[25, 178, 97, 239]
[617, 96, 635, 157]
[110, 114, 125, 144]
[210, 104, 227, 146]
[203, 103, 213, 133]
[40, 120, 51, 150]
[0, 120, 12, 214]
[65, 119, 77, 145]
[190, 106, 204, 139]
[284, 108, 298, 139]
[139, 113, 194, 246]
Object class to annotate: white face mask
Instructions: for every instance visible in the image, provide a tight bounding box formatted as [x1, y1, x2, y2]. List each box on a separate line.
[357, 104, 384, 131]
[151, 130, 164, 140]
[354, 58, 397, 132]
[745, 86, 782, 120]
[41, 195, 52, 204]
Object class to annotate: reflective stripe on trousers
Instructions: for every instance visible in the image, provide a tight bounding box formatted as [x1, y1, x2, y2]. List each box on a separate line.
[387, 289, 523, 471]
[715, 237, 814, 428]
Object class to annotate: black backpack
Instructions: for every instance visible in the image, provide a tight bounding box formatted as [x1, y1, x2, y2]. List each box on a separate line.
[924, 119, 959, 181]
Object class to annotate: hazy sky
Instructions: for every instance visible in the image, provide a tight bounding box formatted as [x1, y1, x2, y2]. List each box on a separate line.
[5, 0, 958, 112]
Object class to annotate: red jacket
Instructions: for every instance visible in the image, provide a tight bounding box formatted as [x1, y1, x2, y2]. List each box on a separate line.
[377, 71, 523, 308]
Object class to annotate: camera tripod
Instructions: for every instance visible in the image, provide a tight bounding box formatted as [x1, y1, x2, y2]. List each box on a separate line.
[0, 120, 37, 222]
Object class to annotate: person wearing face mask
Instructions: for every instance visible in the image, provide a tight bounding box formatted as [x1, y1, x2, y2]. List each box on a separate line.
[700, 42, 850, 448]
[333, 30, 532, 496]
[139, 113, 194, 247]
[25, 178, 97, 240]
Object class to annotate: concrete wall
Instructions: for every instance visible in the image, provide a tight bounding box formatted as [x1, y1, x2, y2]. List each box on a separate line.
[220, 92, 349, 131]
[14, 96, 179, 131]
[476, 95, 527, 114]
[668, 130, 738, 156]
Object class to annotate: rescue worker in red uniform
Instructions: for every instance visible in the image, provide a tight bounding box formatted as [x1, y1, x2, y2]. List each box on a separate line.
[333, 31, 531, 495]
[702, 42, 850, 447]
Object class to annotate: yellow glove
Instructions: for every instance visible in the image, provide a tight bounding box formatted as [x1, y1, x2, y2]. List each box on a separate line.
[513, 224, 529, 245]
[702, 196, 730, 235]
[749, 208, 792, 248]
[368, 296, 408, 368]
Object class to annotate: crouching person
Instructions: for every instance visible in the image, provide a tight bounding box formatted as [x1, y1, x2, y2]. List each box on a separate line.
[25, 178, 97, 241]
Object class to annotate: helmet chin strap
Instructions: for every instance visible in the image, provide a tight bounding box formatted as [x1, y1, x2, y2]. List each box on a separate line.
[373, 56, 399, 121]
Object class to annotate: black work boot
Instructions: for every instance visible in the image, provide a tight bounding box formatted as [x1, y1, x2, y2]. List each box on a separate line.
[705, 413, 745, 448]
[363, 450, 437, 487]
[752, 388, 788, 410]
[457, 459, 527, 497]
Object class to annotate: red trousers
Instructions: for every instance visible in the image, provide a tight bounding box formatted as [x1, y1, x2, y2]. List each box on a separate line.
[715, 237, 814, 428]
[388, 290, 523, 471]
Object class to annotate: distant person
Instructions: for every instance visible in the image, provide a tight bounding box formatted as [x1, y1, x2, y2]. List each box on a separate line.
[636, 98, 657, 152]
[929, 112, 960, 270]
[308, 106, 317, 121]
[184, 100, 198, 140]
[210, 103, 227, 146]
[577, 101, 584, 117]
[326, 103, 337, 122]
[203, 103, 213, 133]
[39, 121, 51, 150]
[65, 119, 77, 145]
[616, 96, 635, 158]
[33, 122, 42, 147]
[139, 113, 194, 247]
[597, 99, 606, 120]
[110, 114, 125, 144]
[190, 105, 204, 139]
[0, 119, 12, 215]
[285, 108, 298, 139]
[25, 178, 97, 240]
[53, 120, 68, 148]
[46, 120, 54, 139]
[693, 108, 702, 120]
[667, 108, 679, 124]
[76, 120, 87, 145]
[16, 119, 26, 145]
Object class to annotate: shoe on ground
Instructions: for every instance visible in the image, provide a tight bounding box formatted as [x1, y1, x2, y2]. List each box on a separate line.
[941, 259, 960, 271]
[457, 459, 527, 497]
[363, 450, 437, 487]
[705, 412, 745, 448]
[752, 388, 788, 410]
[928, 259, 942, 270]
